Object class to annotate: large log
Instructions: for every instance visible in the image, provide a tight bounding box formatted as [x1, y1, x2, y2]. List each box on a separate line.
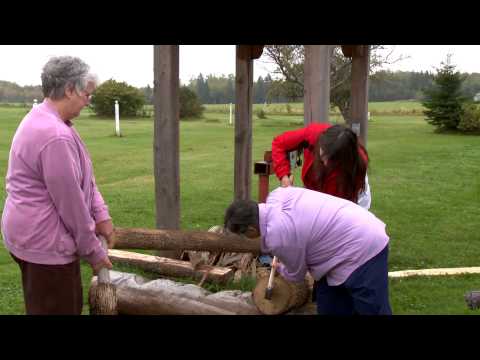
[89, 271, 262, 315]
[114, 227, 261, 254]
[108, 249, 234, 284]
[252, 269, 310, 315]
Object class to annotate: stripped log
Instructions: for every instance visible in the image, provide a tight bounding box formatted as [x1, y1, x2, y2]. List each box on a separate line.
[114, 227, 261, 254]
[108, 249, 234, 284]
[388, 267, 480, 278]
[253, 269, 309, 315]
[89, 270, 261, 315]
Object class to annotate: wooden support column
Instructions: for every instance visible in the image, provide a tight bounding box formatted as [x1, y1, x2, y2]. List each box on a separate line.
[234, 45, 254, 200]
[350, 45, 370, 147]
[153, 45, 181, 259]
[304, 45, 331, 125]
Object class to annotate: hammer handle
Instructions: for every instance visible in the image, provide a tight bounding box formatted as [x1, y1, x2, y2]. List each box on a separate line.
[97, 235, 111, 284]
[267, 256, 278, 290]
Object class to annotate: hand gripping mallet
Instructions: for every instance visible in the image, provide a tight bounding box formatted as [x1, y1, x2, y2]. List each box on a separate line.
[90, 235, 118, 315]
[264, 256, 278, 300]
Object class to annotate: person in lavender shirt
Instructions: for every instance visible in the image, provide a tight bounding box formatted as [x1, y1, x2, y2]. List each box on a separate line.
[224, 186, 392, 315]
[1, 56, 114, 315]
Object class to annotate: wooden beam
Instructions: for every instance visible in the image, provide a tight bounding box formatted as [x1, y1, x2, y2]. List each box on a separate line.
[234, 45, 254, 200]
[341, 45, 355, 58]
[108, 249, 234, 284]
[153, 45, 181, 259]
[303, 45, 331, 125]
[113, 227, 261, 254]
[350, 45, 370, 146]
[237, 45, 264, 60]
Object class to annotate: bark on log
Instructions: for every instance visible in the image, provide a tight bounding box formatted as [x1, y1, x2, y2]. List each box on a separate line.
[253, 270, 310, 315]
[114, 227, 261, 254]
[89, 270, 261, 315]
[108, 249, 234, 284]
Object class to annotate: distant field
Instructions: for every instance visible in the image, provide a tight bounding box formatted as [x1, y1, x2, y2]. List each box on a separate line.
[203, 100, 426, 117]
[4, 100, 426, 117]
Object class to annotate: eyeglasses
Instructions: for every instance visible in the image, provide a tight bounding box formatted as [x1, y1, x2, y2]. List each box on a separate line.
[81, 92, 93, 101]
[76, 89, 93, 102]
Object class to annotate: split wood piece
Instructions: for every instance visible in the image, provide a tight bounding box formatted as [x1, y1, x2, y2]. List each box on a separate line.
[114, 227, 261, 254]
[388, 267, 480, 278]
[107, 249, 234, 284]
[253, 270, 309, 315]
[89, 270, 262, 315]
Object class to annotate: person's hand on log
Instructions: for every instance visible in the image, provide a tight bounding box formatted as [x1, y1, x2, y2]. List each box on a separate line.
[96, 219, 115, 248]
[280, 175, 294, 187]
[91, 256, 113, 275]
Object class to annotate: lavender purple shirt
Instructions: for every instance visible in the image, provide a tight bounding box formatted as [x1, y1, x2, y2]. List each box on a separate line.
[259, 186, 389, 286]
[1, 100, 110, 265]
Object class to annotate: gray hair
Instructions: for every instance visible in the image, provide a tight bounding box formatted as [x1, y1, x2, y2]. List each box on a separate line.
[41, 56, 99, 100]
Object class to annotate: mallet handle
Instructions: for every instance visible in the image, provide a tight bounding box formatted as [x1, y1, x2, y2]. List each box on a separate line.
[267, 256, 278, 290]
[97, 235, 111, 284]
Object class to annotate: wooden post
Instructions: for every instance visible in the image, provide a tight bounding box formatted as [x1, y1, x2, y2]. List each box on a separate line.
[153, 45, 181, 259]
[234, 45, 254, 201]
[350, 45, 370, 146]
[304, 45, 331, 125]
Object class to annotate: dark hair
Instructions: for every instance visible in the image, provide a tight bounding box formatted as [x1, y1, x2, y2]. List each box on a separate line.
[313, 124, 368, 202]
[224, 199, 259, 234]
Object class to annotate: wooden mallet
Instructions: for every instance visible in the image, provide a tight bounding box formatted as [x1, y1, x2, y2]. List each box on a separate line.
[89, 235, 118, 315]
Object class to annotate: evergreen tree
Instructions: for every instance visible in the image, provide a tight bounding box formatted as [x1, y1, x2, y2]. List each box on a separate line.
[422, 55, 467, 131]
[254, 76, 266, 103]
[226, 76, 235, 103]
[196, 74, 211, 104]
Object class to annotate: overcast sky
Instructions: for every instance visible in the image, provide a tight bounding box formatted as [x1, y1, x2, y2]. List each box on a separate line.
[0, 45, 479, 88]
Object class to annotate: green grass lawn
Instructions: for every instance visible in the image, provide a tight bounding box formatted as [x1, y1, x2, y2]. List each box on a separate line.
[0, 105, 479, 315]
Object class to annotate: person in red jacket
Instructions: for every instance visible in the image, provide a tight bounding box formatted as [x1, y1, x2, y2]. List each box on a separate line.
[272, 123, 370, 207]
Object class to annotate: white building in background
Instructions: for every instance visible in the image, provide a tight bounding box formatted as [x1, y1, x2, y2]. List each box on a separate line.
[474, 93, 480, 102]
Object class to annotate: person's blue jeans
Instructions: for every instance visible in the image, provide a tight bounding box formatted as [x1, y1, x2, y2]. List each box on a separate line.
[314, 245, 392, 315]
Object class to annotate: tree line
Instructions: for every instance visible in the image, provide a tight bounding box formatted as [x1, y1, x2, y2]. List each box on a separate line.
[141, 71, 480, 104]
[3, 71, 480, 105]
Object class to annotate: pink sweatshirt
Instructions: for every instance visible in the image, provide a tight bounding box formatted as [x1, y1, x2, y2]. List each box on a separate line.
[1, 100, 110, 265]
[259, 186, 389, 286]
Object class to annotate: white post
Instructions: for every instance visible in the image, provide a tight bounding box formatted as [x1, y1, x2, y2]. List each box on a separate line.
[229, 103, 233, 125]
[115, 100, 121, 136]
[32, 99, 38, 108]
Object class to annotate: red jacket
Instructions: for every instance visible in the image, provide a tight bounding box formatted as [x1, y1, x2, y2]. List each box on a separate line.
[271, 123, 368, 201]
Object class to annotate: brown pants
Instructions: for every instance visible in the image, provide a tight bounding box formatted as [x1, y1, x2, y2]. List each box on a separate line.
[11, 253, 83, 315]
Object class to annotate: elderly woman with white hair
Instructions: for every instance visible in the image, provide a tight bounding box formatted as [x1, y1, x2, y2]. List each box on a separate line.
[1, 56, 114, 315]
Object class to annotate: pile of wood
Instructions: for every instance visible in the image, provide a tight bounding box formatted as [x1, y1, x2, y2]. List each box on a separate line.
[89, 270, 316, 315]
[90, 270, 261, 315]
[96, 226, 316, 315]
[180, 225, 259, 284]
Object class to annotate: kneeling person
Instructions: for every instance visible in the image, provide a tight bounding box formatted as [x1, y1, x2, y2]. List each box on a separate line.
[224, 186, 392, 315]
